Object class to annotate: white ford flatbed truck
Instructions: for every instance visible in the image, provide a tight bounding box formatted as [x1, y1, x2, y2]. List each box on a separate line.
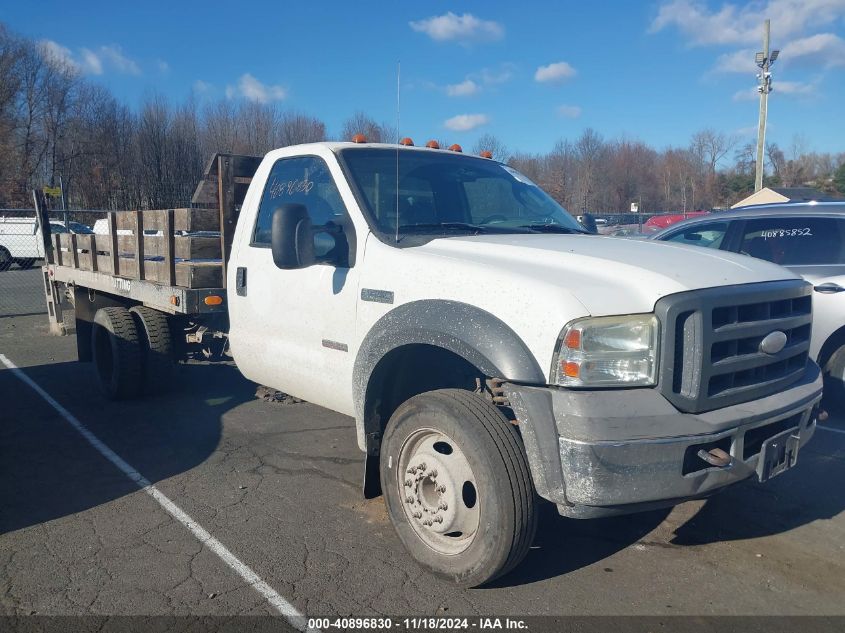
[38, 141, 824, 587]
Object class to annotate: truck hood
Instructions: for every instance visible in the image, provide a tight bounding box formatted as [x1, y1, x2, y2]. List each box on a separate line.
[414, 233, 800, 315]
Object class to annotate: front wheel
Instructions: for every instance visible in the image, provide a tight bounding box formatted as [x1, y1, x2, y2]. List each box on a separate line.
[380, 389, 536, 587]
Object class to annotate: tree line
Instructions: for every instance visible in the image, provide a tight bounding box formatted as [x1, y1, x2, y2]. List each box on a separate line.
[2, 23, 844, 214]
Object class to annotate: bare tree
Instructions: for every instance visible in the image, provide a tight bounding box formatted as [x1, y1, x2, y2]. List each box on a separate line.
[340, 111, 395, 143]
[277, 111, 326, 147]
[472, 133, 509, 162]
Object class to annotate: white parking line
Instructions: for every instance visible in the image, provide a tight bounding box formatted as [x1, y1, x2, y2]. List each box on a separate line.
[0, 354, 317, 632]
[817, 426, 845, 436]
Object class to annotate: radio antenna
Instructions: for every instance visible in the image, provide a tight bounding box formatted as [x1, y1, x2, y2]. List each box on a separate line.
[395, 60, 400, 243]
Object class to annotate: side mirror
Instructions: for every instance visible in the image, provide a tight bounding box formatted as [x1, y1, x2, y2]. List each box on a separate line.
[580, 212, 598, 234]
[271, 204, 315, 269]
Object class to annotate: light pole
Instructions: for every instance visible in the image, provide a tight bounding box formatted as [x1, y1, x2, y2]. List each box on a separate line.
[754, 19, 779, 192]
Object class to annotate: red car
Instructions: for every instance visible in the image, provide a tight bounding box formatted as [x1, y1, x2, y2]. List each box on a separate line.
[643, 211, 709, 232]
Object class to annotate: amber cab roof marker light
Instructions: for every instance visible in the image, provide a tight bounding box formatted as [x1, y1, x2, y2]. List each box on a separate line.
[479, 150, 493, 159]
[425, 140, 440, 149]
[448, 144, 463, 153]
[399, 137, 414, 146]
[351, 133, 367, 143]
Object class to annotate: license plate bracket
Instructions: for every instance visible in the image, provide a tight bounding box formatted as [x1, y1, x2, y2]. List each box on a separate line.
[757, 428, 800, 482]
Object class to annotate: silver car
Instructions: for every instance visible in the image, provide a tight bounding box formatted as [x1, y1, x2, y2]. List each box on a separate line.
[651, 202, 845, 408]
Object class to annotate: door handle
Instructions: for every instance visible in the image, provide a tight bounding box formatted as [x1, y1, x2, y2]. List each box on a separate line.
[813, 282, 845, 294]
[235, 267, 247, 296]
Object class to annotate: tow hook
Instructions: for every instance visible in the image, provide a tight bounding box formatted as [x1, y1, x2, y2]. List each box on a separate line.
[817, 409, 829, 422]
[697, 447, 732, 468]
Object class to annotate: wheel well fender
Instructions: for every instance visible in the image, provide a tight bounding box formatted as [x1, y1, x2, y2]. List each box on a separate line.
[818, 324, 845, 370]
[353, 300, 544, 453]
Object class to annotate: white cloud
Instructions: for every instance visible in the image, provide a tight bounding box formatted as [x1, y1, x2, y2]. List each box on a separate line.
[733, 79, 818, 100]
[157, 59, 170, 73]
[226, 73, 287, 103]
[534, 61, 577, 83]
[39, 40, 78, 71]
[712, 48, 759, 73]
[79, 48, 104, 74]
[98, 45, 141, 75]
[446, 79, 480, 97]
[479, 64, 516, 84]
[650, 0, 845, 46]
[782, 32, 845, 67]
[410, 12, 504, 43]
[557, 104, 582, 118]
[193, 79, 213, 93]
[39, 40, 141, 76]
[443, 113, 490, 131]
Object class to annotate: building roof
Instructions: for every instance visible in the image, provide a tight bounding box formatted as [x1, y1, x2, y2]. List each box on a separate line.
[768, 187, 843, 201]
[731, 186, 843, 209]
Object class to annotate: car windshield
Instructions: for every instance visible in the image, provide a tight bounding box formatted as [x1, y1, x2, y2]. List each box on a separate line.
[339, 148, 583, 238]
[68, 221, 94, 234]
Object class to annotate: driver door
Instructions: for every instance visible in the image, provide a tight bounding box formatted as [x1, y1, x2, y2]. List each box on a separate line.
[229, 155, 360, 415]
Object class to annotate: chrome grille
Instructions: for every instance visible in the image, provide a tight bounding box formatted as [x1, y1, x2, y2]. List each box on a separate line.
[655, 280, 812, 414]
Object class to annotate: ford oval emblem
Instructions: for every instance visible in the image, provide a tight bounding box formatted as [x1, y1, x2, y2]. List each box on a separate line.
[759, 331, 788, 355]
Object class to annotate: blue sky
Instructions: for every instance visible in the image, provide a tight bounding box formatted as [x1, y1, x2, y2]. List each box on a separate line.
[4, 0, 845, 160]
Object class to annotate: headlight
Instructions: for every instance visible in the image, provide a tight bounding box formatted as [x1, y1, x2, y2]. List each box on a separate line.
[552, 314, 659, 387]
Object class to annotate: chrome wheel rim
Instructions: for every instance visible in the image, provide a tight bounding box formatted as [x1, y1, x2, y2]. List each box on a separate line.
[396, 428, 480, 555]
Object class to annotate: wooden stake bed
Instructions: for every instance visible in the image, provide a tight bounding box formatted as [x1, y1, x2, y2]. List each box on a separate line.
[34, 152, 262, 316]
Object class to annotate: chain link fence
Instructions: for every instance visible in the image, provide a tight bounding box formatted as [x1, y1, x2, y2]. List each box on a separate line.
[0, 208, 108, 321]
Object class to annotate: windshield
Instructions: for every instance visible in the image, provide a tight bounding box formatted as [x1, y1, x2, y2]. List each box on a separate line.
[68, 221, 94, 234]
[339, 148, 583, 238]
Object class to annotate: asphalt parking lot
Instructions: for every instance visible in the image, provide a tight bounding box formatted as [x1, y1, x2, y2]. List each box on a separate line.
[1, 275, 844, 623]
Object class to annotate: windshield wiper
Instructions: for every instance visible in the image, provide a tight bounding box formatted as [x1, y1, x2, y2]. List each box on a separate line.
[397, 222, 490, 233]
[518, 223, 588, 234]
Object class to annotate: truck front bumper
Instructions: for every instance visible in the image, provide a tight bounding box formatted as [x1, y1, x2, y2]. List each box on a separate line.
[504, 362, 823, 518]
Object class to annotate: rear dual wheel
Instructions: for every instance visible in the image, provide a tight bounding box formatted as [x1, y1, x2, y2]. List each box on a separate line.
[91, 306, 174, 399]
[380, 389, 537, 587]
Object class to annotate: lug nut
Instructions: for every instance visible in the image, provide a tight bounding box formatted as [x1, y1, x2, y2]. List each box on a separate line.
[412, 511, 422, 519]
[404, 479, 412, 487]
[437, 485, 447, 493]
[433, 516, 443, 523]
[438, 502, 448, 510]
[422, 519, 433, 526]
[407, 467, 416, 474]
[418, 462, 426, 471]
[429, 470, 437, 477]
[406, 496, 414, 504]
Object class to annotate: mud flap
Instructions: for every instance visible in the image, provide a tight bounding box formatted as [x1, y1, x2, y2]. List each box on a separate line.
[363, 452, 382, 499]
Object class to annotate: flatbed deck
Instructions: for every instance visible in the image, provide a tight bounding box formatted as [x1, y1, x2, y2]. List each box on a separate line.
[34, 153, 261, 330]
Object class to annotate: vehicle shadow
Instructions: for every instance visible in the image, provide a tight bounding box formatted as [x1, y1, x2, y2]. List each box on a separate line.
[671, 436, 845, 545]
[486, 502, 671, 588]
[0, 360, 255, 534]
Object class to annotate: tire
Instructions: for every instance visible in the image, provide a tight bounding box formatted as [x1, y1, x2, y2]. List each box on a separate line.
[822, 343, 845, 413]
[17, 258, 36, 269]
[129, 306, 175, 395]
[380, 389, 537, 587]
[91, 307, 143, 400]
[0, 247, 11, 271]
